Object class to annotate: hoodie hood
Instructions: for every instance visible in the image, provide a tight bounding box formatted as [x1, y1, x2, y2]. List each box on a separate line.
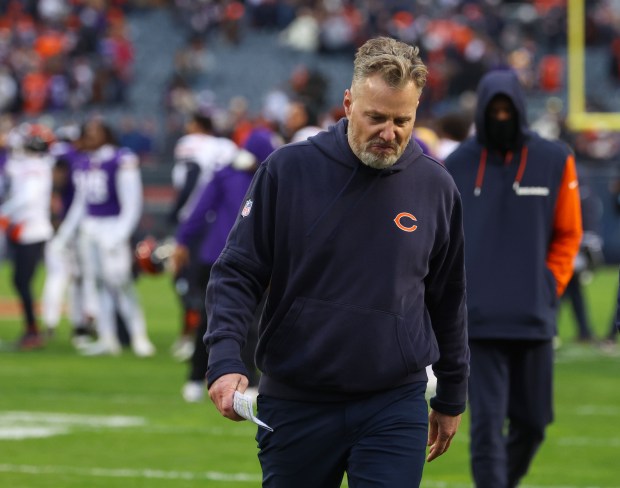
[308, 118, 424, 175]
[474, 70, 529, 147]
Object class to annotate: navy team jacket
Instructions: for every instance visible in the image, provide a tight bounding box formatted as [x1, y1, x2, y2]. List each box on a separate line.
[205, 118, 469, 416]
[445, 70, 582, 341]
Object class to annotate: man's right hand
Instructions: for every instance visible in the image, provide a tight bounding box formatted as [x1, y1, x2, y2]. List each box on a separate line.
[170, 244, 189, 276]
[208, 373, 249, 421]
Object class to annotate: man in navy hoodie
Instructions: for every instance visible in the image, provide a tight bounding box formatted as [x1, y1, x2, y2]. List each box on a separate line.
[445, 70, 582, 487]
[206, 36, 469, 487]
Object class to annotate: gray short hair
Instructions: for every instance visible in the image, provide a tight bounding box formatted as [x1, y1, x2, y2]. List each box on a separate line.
[352, 37, 428, 91]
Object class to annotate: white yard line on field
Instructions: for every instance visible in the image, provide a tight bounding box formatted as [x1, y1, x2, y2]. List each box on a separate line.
[557, 437, 620, 447]
[571, 405, 620, 416]
[0, 411, 145, 440]
[0, 410, 257, 439]
[0, 464, 262, 483]
[0, 411, 146, 427]
[0, 427, 68, 439]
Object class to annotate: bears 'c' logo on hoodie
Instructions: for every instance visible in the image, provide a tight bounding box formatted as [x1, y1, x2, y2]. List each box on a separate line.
[394, 212, 417, 232]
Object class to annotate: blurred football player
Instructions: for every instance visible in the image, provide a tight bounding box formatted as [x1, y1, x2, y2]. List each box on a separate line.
[168, 111, 238, 361]
[170, 126, 280, 401]
[55, 118, 155, 357]
[0, 123, 55, 350]
[41, 126, 96, 345]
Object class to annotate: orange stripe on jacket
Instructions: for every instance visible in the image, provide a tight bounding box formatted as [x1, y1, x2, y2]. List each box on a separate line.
[547, 154, 582, 296]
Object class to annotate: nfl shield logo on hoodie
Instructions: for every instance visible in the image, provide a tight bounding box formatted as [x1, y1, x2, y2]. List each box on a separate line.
[241, 199, 253, 217]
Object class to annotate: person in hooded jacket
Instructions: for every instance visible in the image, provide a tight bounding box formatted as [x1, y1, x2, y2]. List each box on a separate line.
[445, 70, 582, 488]
[205, 36, 469, 487]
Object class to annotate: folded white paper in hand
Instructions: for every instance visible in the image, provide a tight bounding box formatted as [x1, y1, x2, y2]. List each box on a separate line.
[233, 391, 273, 432]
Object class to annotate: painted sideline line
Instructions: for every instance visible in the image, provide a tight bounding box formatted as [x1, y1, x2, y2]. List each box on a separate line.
[558, 437, 620, 447]
[0, 464, 262, 483]
[572, 405, 620, 416]
[0, 410, 257, 439]
[0, 464, 610, 488]
[0, 411, 145, 426]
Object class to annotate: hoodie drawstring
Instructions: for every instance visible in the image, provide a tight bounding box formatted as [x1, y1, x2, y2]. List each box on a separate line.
[474, 148, 488, 196]
[512, 145, 528, 191]
[474, 146, 528, 196]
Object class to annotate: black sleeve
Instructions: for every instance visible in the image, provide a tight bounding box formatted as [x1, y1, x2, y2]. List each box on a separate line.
[168, 161, 200, 224]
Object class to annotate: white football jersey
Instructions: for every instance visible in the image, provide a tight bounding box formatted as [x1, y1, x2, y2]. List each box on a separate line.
[171, 134, 238, 221]
[1, 151, 54, 244]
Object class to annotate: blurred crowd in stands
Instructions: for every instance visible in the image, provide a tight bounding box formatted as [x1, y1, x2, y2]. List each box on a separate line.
[156, 0, 620, 165]
[0, 0, 619, 166]
[0, 0, 136, 114]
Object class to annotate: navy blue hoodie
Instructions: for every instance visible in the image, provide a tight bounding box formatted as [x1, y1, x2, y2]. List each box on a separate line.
[205, 118, 469, 415]
[445, 70, 582, 340]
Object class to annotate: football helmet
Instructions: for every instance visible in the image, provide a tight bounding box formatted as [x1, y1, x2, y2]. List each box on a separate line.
[21, 123, 56, 153]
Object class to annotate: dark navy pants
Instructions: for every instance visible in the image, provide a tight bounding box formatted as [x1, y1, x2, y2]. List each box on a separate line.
[8, 240, 45, 329]
[468, 339, 553, 488]
[256, 382, 428, 488]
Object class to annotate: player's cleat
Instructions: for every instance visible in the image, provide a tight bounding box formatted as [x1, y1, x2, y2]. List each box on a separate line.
[71, 334, 94, 349]
[182, 381, 205, 403]
[131, 335, 156, 357]
[71, 326, 97, 349]
[17, 332, 45, 351]
[171, 335, 195, 362]
[78, 339, 121, 356]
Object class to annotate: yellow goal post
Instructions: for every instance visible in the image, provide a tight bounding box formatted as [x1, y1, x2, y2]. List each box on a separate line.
[567, 0, 620, 131]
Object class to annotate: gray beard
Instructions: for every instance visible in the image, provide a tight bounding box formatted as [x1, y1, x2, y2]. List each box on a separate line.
[348, 131, 405, 169]
[357, 149, 398, 169]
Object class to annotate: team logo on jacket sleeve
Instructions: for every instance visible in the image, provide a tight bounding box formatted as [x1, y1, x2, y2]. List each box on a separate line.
[394, 212, 417, 232]
[241, 198, 253, 217]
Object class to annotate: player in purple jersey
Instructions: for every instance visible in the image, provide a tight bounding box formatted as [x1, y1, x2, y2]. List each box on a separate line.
[55, 118, 155, 357]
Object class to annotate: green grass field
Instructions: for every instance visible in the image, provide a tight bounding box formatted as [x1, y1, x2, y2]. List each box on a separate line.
[0, 263, 618, 488]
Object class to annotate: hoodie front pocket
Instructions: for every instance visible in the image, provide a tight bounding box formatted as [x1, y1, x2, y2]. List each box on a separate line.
[263, 297, 421, 392]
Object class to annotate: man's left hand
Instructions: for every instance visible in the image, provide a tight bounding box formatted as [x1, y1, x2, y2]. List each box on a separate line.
[427, 410, 462, 462]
